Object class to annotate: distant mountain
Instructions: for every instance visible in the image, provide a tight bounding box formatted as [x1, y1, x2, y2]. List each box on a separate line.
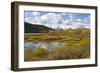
[24, 22, 54, 33]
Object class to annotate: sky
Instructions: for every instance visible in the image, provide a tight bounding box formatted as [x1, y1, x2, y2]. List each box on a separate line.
[24, 11, 90, 29]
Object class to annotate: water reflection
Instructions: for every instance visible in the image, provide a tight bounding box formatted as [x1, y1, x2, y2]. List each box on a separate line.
[24, 42, 65, 51]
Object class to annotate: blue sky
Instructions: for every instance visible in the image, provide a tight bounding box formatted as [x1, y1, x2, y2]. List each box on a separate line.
[24, 11, 90, 29]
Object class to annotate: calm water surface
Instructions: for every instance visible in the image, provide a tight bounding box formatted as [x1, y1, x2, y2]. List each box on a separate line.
[24, 42, 66, 51]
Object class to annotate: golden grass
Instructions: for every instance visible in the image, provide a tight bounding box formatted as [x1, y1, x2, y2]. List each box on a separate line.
[24, 29, 90, 61]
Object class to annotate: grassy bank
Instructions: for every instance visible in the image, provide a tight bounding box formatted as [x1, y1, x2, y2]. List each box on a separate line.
[24, 28, 90, 61]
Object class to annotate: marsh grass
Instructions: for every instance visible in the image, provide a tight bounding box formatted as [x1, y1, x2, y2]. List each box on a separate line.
[24, 28, 90, 61]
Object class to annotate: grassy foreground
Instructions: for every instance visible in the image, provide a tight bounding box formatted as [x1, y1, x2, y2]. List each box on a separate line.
[24, 28, 90, 61]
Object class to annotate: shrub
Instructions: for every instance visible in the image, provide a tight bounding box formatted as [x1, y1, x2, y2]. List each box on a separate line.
[32, 48, 48, 57]
[47, 47, 90, 60]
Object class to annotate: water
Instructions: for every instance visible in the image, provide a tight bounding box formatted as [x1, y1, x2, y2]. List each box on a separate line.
[24, 42, 65, 51]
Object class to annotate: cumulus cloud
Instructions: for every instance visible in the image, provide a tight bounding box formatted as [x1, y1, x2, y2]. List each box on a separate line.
[40, 14, 48, 24]
[47, 13, 62, 24]
[25, 17, 34, 24]
[62, 20, 70, 25]
[32, 12, 41, 24]
[25, 11, 90, 29]
[71, 18, 90, 29]
[32, 12, 40, 16]
[40, 13, 63, 28]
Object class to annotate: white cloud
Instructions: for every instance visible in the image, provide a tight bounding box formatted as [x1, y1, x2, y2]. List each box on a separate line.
[48, 13, 58, 24]
[68, 17, 90, 29]
[76, 18, 82, 22]
[31, 12, 41, 25]
[32, 12, 40, 16]
[25, 17, 33, 24]
[40, 14, 48, 24]
[25, 17, 41, 25]
[25, 11, 90, 29]
[47, 13, 62, 24]
[61, 13, 67, 16]
[62, 20, 69, 25]
[56, 14, 62, 21]
[59, 24, 66, 29]
[71, 21, 87, 29]
[83, 16, 90, 24]
[39, 13, 63, 29]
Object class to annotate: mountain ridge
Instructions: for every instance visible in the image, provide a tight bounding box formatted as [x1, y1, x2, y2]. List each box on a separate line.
[24, 22, 54, 33]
